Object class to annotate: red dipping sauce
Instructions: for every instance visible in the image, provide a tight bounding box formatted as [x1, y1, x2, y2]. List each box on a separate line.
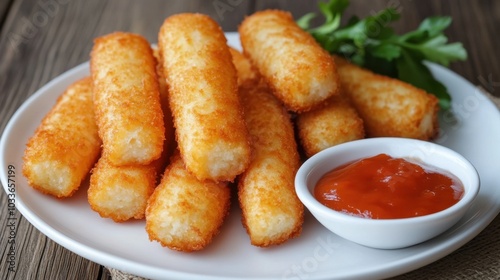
[314, 154, 464, 219]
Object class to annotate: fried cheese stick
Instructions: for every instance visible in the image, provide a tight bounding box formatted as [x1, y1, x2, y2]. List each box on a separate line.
[23, 77, 101, 198]
[239, 10, 339, 112]
[87, 54, 175, 222]
[153, 47, 177, 158]
[91, 32, 165, 166]
[297, 94, 365, 157]
[158, 13, 251, 182]
[238, 85, 304, 247]
[333, 56, 439, 139]
[146, 152, 231, 252]
[87, 157, 165, 222]
[229, 47, 260, 89]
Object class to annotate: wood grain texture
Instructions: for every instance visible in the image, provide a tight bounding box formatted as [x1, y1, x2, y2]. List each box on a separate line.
[0, 0, 13, 28]
[0, 1, 498, 280]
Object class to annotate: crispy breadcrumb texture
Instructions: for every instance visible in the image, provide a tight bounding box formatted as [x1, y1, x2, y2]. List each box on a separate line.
[88, 157, 160, 222]
[158, 13, 251, 182]
[239, 10, 339, 112]
[91, 32, 165, 166]
[87, 48, 175, 223]
[297, 93, 365, 157]
[238, 84, 304, 247]
[333, 56, 439, 139]
[22, 77, 101, 198]
[146, 153, 231, 252]
[229, 47, 260, 89]
[153, 46, 177, 160]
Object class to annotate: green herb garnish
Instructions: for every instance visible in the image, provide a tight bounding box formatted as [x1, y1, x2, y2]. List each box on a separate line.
[297, 0, 467, 110]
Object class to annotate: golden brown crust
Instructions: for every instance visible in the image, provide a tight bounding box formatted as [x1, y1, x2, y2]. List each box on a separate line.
[87, 48, 174, 223]
[228, 47, 260, 89]
[87, 156, 159, 222]
[333, 55, 439, 139]
[158, 13, 251, 182]
[239, 10, 340, 112]
[22, 77, 101, 198]
[237, 84, 304, 247]
[153, 46, 177, 162]
[297, 93, 365, 157]
[145, 152, 231, 252]
[90, 32, 165, 166]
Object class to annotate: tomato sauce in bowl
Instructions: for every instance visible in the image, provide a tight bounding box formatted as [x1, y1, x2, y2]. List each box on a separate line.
[295, 138, 479, 248]
[314, 153, 464, 219]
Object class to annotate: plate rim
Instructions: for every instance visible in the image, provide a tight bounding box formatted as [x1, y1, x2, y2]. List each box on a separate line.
[1, 32, 500, 280]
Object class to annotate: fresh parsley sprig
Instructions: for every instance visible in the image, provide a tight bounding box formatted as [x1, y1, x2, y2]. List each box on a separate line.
[297, 0, 467, 110]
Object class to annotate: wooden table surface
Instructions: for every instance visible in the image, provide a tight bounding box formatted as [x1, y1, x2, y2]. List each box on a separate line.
[0, 1, 499, 279]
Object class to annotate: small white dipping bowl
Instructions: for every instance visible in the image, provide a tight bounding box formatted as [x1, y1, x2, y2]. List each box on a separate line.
[295, 137, 480, 249]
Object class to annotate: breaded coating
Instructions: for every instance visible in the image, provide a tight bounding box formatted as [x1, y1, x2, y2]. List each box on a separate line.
[333, 56, 439, 139]
[238, 85, 304, 247]
[87, 54, 174, 223]
[146, 153, 231, 252]
[153, 47, 177, 158]
[87, 157, 163, 222]
[158, 13, 251, 182]
[297, 93, 365, 157]
[23, 77, 101, 198]
[229, 47, 260, 89]
[239, 10, 339, 112]
[90, 32, 165, 166]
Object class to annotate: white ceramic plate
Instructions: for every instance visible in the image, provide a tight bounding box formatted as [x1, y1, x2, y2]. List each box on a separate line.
[2, 33, 500, 280]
